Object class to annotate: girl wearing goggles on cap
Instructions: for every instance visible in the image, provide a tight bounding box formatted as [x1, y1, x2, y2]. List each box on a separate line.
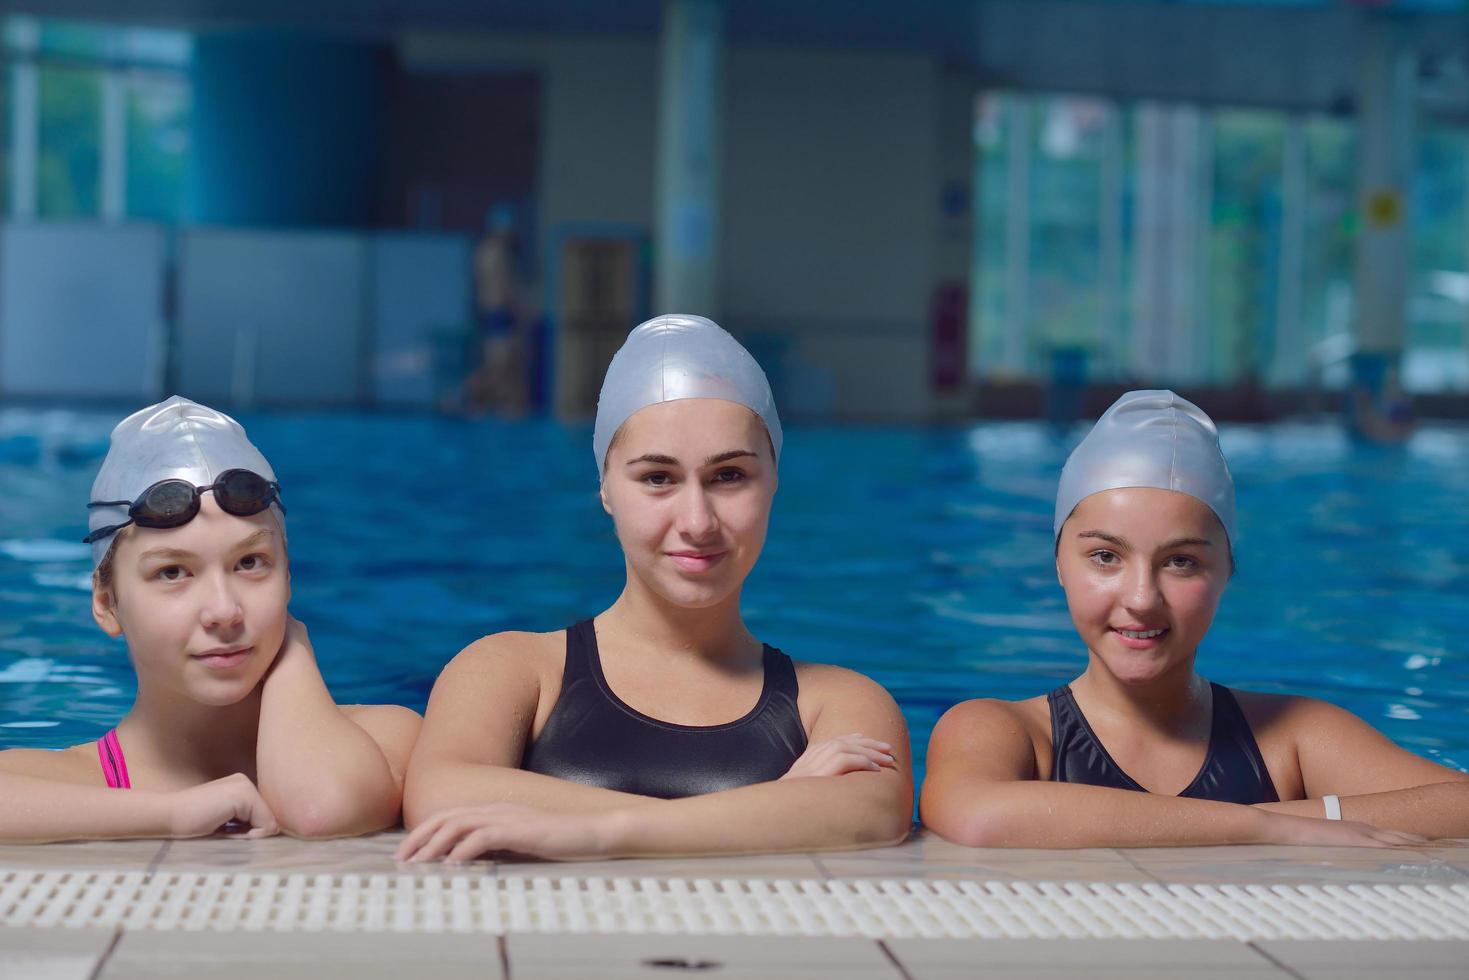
[921, 390, 1469, 848]
[0, 397, 420, 843]
[399, 315, 912, 863]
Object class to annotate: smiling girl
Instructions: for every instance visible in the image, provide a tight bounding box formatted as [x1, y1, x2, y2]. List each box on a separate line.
[400, 315, 912, 862]
[921, 390, 1469, 848]
[0, 397, 420, 843]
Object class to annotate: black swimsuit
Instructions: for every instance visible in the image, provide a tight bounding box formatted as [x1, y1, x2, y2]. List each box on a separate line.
[522, 620, 808, 799]
[1048, 682, 1280, 804]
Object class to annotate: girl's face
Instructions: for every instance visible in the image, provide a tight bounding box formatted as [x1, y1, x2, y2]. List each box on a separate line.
[600, 398, 776, 610]
[1056, 487, 1230, 685]
[93, 496, 289, 707]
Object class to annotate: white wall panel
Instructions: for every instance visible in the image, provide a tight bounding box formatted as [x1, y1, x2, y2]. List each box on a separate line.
[176, 228, 366, 406]
[0, 222, 166, 401]
[370, 233, 472, 407]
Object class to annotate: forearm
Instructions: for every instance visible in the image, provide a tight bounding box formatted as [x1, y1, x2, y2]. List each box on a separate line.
[256, 641, 398, 838]
[924, 781, 1266, 849]
[602, 772, 912, 858]
[0, 773, 171, 843]
[403, 761, 654, 827]
[1257, 781, 1469, 839]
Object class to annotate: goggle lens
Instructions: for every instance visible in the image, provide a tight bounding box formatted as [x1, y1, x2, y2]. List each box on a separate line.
[214, 469, 274, 516]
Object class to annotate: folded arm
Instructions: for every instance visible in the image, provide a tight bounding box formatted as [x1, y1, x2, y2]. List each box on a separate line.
[0, 762, 278, 843]
[401, 640, 912, 861]
[1252, 698, 1469, 840]
[255, 618, 417, 838]
[919, 699, 1419, 849]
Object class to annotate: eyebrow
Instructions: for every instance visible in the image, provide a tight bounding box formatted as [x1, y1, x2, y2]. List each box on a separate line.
[1076, 530, 1213, 550]
[625, 449, 759, 467]
[136, 528, 275, 563]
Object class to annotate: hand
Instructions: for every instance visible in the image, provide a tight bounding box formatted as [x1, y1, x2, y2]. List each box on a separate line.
[165, 773, 280, 839]
[780, 734, 895, 780]
[396, 804, 615, 863]
[1257, 810, 1427, 848]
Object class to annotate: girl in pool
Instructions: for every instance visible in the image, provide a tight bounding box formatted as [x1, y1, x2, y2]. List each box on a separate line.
[399, 315, 912, 862]
[922, 390, 1469, 848]
[0, 397, 420, 842]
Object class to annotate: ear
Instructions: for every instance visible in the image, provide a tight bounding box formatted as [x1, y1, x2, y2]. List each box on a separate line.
[92, 584, 123, 638]
[599, 481, 613, 517]
[1055, 554, 1065, 589]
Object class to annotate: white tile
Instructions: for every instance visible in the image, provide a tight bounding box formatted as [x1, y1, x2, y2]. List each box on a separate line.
[0, 926, 117, 980]
[495, 853, 826, 880]
[507, 933, 900, 978]
[887, 937, 1273, 968]
[1254, 940, 1469, 972]
[0, 841, 162, 871]
[103, 930, 502, 979]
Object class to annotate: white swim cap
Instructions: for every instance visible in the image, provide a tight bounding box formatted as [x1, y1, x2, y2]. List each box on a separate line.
[592, 314, 782, 474]
[88, 396, 284, 569]
[1054, 390, 1236, 548]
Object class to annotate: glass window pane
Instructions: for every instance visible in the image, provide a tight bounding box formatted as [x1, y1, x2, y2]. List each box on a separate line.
[37, 65, 101, 218]
[126, 71, 189, 220]
[0, 67, 9, 215]
[1028, 96, 1108, 373]
[971, 91, 1012, 378]
[1408, 124, 1469, 393]
[1209, 110, 1285, 385]
[1302, 116, 1356, 390]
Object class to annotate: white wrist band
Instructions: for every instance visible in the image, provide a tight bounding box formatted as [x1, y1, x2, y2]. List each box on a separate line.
[1323, 794, 1342, 821]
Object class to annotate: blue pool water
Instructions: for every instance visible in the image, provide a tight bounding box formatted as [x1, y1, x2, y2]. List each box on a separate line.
[2, 407, 1466, 788]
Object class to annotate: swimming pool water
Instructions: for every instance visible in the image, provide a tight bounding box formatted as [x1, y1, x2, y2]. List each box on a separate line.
[2, 407, 1466, 787]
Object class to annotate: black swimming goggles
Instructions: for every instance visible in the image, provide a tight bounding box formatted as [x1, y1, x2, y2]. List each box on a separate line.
[83, 469, 285, 545]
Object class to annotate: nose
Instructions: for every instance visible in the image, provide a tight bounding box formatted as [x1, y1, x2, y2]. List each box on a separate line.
[198, 572, 245, 631]
[1122, 563, 1163, 616]
[675, 483, 720, 541]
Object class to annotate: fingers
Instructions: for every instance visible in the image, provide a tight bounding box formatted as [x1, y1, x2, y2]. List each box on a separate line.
[445, 827, 505, 864]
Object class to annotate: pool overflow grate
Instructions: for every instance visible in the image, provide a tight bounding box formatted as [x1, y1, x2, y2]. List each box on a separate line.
[2, 871, 1467, 940]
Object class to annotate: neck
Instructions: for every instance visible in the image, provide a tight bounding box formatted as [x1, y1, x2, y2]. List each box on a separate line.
[117, 684, 261, 784]
[601, 570, 758, 665]
[1072, 654, 1208, 735]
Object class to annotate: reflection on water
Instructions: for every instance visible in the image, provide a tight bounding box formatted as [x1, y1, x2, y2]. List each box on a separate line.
[2, 408, 1466, 786]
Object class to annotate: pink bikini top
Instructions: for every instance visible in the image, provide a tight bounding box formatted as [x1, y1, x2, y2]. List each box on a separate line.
[97, 728, 131, 789]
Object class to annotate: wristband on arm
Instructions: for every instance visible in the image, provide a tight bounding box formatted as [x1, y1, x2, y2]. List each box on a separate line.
[1322, 794, 1342, 821]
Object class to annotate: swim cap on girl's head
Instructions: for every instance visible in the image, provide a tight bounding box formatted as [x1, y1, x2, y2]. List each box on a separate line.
[88, 396, 283, 570]
[1054, 390, 1236, 548]
[592, 314, 782, 474]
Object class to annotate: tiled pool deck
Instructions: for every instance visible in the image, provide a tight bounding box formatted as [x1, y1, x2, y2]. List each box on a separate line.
[3, 831, 1467, 978]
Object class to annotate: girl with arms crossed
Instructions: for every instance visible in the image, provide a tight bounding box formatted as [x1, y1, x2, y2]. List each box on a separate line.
[922, 390, 1467, 848]
[401, 315, 912, 862]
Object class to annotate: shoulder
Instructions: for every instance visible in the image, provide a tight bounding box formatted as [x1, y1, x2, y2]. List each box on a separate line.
[441, 629, 565, 683]
[933, 696, 1047, 747]
[792, 661, 895, 703]
[1228, 688, 1352, 734]
[341, 704, 423, 740]
[926, 696, 1045, 781]
[0, 743, 104, 786]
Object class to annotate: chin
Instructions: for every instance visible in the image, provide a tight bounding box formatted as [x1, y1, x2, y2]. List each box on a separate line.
[187, 673, 265, 707]
[1098, 650, 1180, 686]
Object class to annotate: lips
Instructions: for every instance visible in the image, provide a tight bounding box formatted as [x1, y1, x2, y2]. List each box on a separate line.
[1111, 626, 1169, 650]
[191, 646, 251, 669]
[666, 551, 727, 573]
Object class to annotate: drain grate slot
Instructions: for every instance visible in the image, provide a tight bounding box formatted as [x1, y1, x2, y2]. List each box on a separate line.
[3, 870, 1466, 940]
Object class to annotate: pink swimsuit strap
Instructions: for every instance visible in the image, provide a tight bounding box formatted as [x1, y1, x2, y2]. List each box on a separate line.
[97, 728, 131, 789]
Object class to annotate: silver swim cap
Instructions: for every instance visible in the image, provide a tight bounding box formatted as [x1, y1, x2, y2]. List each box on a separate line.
[592, 314, 782, 474]
[1054, 390, 1236, 548]
[88, 396, 283, 569]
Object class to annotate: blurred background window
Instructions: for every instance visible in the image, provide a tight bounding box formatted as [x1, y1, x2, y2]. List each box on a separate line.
[969, 90, 1469, 395]
[4, 15, 190, 222]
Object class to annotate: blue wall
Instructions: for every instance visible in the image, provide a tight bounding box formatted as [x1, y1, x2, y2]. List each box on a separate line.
[188, 32, 384, 227]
